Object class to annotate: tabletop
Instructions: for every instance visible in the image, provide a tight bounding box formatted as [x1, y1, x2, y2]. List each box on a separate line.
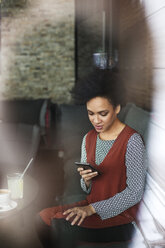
[0, 174, 38, 221]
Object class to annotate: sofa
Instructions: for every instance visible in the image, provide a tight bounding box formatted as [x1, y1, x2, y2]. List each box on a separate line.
[0, 99, 48, 187]
[54, 102, 165, 247]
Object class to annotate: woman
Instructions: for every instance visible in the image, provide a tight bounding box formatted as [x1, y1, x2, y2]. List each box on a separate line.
[36, 69, 146, 247]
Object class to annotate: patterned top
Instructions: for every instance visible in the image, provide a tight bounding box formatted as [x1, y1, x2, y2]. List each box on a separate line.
[80, 132, 146, 220]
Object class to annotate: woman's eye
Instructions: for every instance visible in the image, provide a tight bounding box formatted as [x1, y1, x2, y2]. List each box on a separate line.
[100, 112, 108, 116]
[88, 112, 94, 116]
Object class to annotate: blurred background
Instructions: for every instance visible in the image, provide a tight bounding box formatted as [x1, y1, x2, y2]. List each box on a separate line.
[0, 0, 165, 247]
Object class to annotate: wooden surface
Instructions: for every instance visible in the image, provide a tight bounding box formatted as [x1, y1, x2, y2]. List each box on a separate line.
[118, 0, 165, 110]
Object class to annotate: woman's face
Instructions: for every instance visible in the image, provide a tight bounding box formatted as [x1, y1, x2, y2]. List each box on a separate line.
[86, 97, 120, 133]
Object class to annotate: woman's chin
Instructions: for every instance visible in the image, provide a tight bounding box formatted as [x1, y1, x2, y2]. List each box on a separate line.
[95, 127, 104, 133]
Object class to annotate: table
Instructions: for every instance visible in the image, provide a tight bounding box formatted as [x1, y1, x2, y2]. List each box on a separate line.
[0, 175, 39, 247]
[0, 174, 39, 222]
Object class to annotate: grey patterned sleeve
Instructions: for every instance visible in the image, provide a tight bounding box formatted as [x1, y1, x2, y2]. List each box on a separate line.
[80, 134, 92, 194]
[80, 134, 87, 163]
[91, 133, 147, 220]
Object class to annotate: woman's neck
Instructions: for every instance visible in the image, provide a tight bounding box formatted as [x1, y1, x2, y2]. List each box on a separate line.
[99, 119, 126, 141]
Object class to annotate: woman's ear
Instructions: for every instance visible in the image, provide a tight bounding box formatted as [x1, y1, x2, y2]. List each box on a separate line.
[115, 105, 121, 114]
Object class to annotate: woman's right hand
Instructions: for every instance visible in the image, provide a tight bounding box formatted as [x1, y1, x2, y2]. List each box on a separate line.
[77, 167, 98, 188]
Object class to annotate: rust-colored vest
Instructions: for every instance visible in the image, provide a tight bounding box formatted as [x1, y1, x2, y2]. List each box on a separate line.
[81, 125, 140, 229]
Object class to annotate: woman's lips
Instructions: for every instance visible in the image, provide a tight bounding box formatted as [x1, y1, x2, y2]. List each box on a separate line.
[95, 125, 103, 130]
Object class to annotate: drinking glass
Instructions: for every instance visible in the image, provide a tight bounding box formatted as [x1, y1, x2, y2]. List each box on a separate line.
[93, 52, 108, 69]
[7, 173, 23, 199]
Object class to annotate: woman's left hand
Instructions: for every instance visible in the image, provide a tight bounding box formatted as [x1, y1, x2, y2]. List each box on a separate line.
[63, 205, 96, 226]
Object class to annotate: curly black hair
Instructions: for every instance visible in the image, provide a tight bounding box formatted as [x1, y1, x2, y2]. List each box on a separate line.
[72, 69, 125, 107]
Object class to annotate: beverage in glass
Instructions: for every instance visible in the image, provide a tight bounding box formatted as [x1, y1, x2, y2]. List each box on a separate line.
[7, 173, 23, 199]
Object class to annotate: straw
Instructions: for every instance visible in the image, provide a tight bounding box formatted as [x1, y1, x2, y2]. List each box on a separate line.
[20, 158, 33, 179]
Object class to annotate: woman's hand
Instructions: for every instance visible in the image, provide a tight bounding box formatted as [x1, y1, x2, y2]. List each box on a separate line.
[77, 167, 98, 188]
[63, 205, 96, 226]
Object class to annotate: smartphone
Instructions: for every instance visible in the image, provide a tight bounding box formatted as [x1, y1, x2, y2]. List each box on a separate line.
[75, 162, 101, 175]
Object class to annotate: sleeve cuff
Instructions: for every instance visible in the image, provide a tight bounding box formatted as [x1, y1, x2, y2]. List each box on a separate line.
[90, 202, 104, 219]
[80, 178, 91, 194]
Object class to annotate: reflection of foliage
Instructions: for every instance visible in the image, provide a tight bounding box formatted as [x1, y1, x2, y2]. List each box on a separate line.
[1, 0, 28, 16]
[4, 18, 74, 103]
[2, 0, 27, 8]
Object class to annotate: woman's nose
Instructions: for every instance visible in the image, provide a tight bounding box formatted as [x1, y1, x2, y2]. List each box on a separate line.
[93, 115, 101, 124]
